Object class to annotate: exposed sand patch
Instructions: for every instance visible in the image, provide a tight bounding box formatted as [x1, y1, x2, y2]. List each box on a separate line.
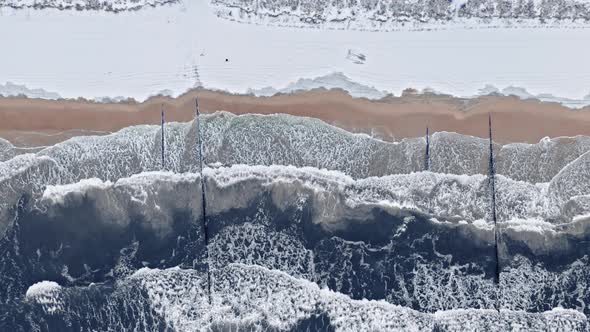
[1, 88, 590, 147]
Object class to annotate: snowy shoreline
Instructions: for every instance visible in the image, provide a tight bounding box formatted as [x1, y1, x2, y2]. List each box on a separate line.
[1, 1, 589, 105]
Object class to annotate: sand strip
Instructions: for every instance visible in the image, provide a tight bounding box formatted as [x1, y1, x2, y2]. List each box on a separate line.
[1, 89, 590, 146]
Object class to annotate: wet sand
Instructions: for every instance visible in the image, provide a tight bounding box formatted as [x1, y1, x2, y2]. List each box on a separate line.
[1, 88, 590, 147]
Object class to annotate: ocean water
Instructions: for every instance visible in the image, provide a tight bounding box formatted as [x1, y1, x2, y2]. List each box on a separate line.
[1, 113, 590, 330]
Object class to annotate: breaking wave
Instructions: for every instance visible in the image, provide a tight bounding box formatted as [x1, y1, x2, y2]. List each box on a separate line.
[2, 113, 590, 329]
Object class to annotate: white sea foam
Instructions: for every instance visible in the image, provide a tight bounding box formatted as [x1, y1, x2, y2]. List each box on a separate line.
[42, 178, 114, 205]
[38, 171, 203, 238]
[2, 115, 590, 237]
[129, 264, 588, 331]
[25, 280, 61, 299]
[30, 162, 589, 235]
[25, 281, 63, 314]
[0, 109, 588, 196]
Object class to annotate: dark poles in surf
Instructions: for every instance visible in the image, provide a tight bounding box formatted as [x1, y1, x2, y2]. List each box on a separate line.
[425, 127, 430, 171]
[161, 104, 165, 170]
[488, 112, 501, 312]
[195, 97, 212, 305]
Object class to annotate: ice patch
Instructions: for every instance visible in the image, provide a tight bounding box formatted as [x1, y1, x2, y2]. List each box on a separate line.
[477, 84, 590, 109]
[0, 81, 61, 100]
[248, 72, 387, 100]
[245, 73, 590, 108]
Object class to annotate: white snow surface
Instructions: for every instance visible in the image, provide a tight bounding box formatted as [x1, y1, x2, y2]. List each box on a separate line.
[0, 81, 61, 99]
[0, 0, 177, 11]
[0, 1, 589, 106]
[212, 0, 590, 32]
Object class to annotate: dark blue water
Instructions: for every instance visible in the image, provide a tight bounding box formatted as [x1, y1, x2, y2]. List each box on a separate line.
[0, 194, 204, 331]
[208, 192, 498, 310]
[1, 188, 589, 331]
